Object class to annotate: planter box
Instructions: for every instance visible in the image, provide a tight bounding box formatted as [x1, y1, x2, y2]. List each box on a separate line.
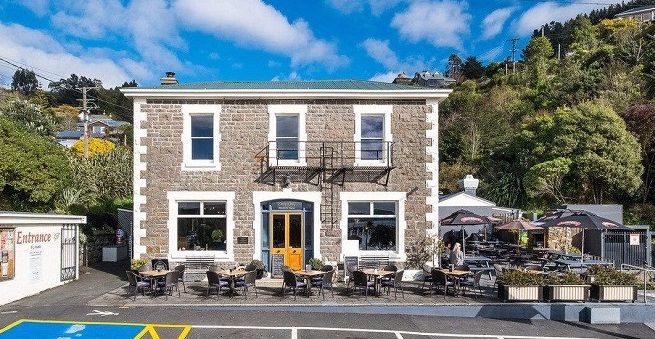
[590, 285, 637, 302]
[498, 284, 543, 302]
[544, 285, 590, 302]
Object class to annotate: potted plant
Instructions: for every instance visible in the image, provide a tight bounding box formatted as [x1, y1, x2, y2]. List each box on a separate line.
[130, 258, 148, 272]
[211, 229, 225, 250]
[587, 265, 639, 302]
[309, 257, 323, 270]
[249, 259, 266, 279]
[544, 272, 590, 302]
[497, 269, 544, 302]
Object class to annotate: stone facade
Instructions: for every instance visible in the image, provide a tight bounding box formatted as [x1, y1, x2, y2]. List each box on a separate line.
[124, 82, 450, 269]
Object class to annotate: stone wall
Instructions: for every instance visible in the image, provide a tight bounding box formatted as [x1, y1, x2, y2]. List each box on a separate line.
[137, 99, 432, 265]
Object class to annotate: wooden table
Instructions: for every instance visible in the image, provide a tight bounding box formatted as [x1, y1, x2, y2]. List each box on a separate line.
[293, 270, 327, 296]
[217, 269, 249, 296]
[436, 269, 470, 295]
[139, 270, 170, 297]
[361, 269, 394, 296]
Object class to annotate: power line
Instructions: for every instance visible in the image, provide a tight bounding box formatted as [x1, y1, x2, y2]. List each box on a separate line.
[0, 55, 133, 113]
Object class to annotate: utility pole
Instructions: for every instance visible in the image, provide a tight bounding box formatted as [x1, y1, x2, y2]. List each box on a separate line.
[77, 87, 97, 159]
[507, 38, 519, 74]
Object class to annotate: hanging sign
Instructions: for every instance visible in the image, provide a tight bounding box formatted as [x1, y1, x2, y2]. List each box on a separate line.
[629, 233, 640, 246]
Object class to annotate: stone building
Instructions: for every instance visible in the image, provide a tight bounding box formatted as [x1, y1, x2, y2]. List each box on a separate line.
[121, 77, 451, 271]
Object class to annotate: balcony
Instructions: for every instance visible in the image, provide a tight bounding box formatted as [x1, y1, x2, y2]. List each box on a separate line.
[255, 141, 394, 186]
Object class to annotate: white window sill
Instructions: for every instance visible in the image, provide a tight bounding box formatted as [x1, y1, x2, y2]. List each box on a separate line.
[182, 162, 222, 171]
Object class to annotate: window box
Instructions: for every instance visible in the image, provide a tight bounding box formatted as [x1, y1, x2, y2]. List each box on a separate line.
[544, 285, 590, 302]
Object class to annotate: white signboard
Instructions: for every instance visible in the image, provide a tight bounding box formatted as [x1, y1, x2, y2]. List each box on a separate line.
[630, 234, 640, 246]
[28, 244, 43, 283]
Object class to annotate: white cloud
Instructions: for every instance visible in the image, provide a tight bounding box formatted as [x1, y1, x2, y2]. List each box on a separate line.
[368, 71, 401, 83]
[0, 22, 135, 87]
[173, 0, 349, 69]
[479, 45, 504, 62]
[514, 1, 624, 37]
[481, 7, 516, 40]
[326, 0, 401, 16]
[271, 71, 301, 81]
[391, 1, 471, 51]
[361, 39, 399, 69]
[16, 0, 50, 16]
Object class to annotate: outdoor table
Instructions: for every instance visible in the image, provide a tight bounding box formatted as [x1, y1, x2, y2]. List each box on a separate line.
[139, 270, 170, 297]
[436, 268, 470, 296]
[553, 259, 614, 272]
[361, 268, 394, 296]
[464, 256, 493, 279]
[217, 269, 249, 296]
[293, 269, 326, 297]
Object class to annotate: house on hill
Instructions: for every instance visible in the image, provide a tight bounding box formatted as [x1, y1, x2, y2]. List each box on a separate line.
[121, 75, 451, 272]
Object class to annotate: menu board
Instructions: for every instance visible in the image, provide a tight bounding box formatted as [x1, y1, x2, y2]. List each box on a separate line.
[344, 256, 358, 278]
[271, 254, 284, 278]
[0, 228, 15, 280]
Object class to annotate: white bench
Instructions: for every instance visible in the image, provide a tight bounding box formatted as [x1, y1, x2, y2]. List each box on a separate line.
[182, 255, 215, 281]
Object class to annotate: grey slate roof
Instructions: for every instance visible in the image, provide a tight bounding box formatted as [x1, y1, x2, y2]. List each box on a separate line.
[136, 80, 425, 91]
[616, 5, 655, 16]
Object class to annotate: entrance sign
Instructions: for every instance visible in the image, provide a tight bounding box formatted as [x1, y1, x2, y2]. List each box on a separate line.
[630, 233, 640, 246]
[271, 201, 303, 211]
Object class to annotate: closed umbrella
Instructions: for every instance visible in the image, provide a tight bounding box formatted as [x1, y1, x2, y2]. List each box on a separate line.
[540, 211, 631, 262]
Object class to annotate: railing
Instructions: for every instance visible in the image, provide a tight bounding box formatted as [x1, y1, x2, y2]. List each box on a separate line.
[255, 141, 394, 170]
[620, 263, 655, 303]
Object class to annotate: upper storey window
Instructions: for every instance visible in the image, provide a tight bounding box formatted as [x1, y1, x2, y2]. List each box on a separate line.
[354, 105, 392, 166]
[182, 104, 222, 171]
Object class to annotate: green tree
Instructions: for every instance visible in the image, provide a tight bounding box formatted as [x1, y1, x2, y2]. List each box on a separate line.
[623, 104, 655, 203]
[0, 97, 56, 137]
[523, 157, 572, 204]
[461, 56, 485, 80]
[48, 74, 101, 105]
[11, 69, 39, 95]
[0, 117, 72, 211]
[445, 54, 464, 83]
[513, 101, 642, 204]
[567, 15, 598, 54]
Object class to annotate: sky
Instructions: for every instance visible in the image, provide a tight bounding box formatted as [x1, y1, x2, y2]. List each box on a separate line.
[0, 0, 626, 88]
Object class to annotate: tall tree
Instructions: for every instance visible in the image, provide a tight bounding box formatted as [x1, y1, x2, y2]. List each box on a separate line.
[48, 74, 101, 105]
[11, 69, 39, 95]
[445, 54, 464, 83]
[623, 105, 655, 203]
[461, 56, 485, 80]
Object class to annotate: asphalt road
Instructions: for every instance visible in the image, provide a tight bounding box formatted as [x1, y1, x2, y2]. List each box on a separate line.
[1, 262, 654, 339]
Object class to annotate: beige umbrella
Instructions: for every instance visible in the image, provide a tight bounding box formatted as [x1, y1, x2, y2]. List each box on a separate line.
[496, 220, 543, 252]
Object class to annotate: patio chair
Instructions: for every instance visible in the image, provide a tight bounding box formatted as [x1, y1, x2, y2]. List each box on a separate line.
[432, 269, 455, 299]
[157, 270, 180, 300]
[206, 271, 228, 299]
[235, 270, 257, 299]
[381, 270, 404, 300]
[345, 264, 358, 292]
[282, 270, 306, 300]
[460, 271, 483, 298]
[173, 264, 186, 292]
[125, 271, 150, 301]
[493, 264, 504, 289]
[381, 264, 398, 284]
[351, 270, 375, 300]
[421, 264, 434, 294]
[311, 269, 335, 300]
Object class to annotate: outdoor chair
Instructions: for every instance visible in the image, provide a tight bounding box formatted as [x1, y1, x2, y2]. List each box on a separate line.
[493, 264, 504, 289]
[206, 271, 228, 299]
[421, 264, 434, 293]
[351, 270, 375, 299]
[157, 270, 180, 300]
[282, 270, 306, 300]
[381, 270, 404, 300]
[138, 264, 153, 283]
[432, 269, 455, 299]
[345, 264, 358, 291]
[125, 271, 150, 301]
[173, 264, 186, 292]
[235, 270, 258, 299]
[311, 269, 335, 300]
[460, 271, 483, 298]
[381, 264, 398, 283]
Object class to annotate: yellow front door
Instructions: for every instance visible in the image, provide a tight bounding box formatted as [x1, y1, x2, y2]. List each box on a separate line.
[271, 213, 303, 271]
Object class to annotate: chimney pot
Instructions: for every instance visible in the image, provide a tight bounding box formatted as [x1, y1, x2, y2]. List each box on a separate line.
[458, 174, 479, 196]
[160, 71, 179, 85]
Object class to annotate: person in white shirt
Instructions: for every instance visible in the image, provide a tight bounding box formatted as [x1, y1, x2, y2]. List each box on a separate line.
[450, 242, 464, 266]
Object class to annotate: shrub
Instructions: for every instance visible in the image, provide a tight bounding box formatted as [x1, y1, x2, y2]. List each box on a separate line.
[309, 257, 323, 270]
[498, 269, 545, 286]
[130, 258, 148, 271]
[250, 259, 266, 271]
[587, 265, 640, 285]
[546, 272, 585, 285]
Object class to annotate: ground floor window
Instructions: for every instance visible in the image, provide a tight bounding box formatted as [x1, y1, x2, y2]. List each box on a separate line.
[168, 191, 235, 260]
[347, 201, 397, 251]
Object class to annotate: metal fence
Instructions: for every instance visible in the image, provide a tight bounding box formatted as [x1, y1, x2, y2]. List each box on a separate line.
[604, 229, 650, 268]
[60, 224, 77, 281]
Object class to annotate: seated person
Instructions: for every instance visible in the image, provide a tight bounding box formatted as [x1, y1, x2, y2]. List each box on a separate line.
[450, 242, 464, 267]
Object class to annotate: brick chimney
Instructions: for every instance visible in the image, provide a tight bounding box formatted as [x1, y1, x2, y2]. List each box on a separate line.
[458, 174, 479, 196]
[160, 71, 179, 85]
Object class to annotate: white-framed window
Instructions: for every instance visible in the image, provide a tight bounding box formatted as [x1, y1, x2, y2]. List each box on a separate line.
[92, 125, 105, 134]
[168, 191, 235, 261]
[268, 105, 307, 166]
[340, 192, 406, 259]
[182, 104, 221, 171]
[354, 105, 392, 166]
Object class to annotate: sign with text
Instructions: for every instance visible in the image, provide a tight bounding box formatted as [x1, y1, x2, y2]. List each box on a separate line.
[630, 233, 640, 246]
[271, 201, 302, 211]
[271, 254, 284, 278]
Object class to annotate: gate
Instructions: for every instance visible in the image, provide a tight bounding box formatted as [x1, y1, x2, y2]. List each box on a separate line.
[61, 224, 77, 281]
[603, 228, 649, 267]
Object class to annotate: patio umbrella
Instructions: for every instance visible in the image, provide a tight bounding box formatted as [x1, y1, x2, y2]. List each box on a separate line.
[496, 220, 543, 252]
[530, 209, 574, 226]
[440, 209, 489, 258]
[540, 211, 632, 262]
